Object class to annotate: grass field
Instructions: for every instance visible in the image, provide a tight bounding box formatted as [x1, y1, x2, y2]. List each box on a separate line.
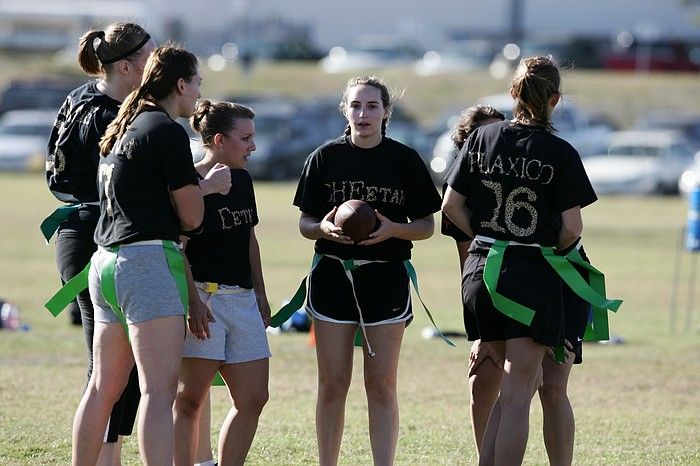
[2, 56, 700, 129]
[1, 172, 699, 465]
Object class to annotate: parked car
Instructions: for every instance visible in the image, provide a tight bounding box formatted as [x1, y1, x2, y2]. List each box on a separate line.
[413, 40, 495, 76]
[603, 40, 700, 72]
[320, 36, 422, 74]
[188, 97, 346, 180]
[427, 94, 612, 184]
[635, 112, 700, 146]
[583, 130, 698, 195]
[0, 108, 56, 171]
[0, 76, 79, 116]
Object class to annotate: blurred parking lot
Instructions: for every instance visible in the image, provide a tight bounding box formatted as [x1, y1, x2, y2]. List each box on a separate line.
[2, 27, 699, 194]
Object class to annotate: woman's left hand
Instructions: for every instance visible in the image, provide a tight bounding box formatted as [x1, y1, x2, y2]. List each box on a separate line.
[357, 210, 395, 246]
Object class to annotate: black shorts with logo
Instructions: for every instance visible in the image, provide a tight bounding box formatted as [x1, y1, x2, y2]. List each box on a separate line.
[462, 240, 564, 347]
[563, 245, 591, 364]
[307, 255, 412, 325]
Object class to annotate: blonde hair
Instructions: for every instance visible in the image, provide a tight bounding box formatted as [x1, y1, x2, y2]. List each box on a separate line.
[99, 45, 198, 156]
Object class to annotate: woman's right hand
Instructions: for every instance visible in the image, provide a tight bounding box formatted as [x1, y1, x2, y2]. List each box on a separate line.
[468, 339, 504, 377]
[320, 206, 353, 244]
[187, 296, 214, 340]
[201, 162, 231, 196]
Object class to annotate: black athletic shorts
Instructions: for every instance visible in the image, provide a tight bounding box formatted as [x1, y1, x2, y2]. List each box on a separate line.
[307, 255, 412, 325]
[562, 245, 591, 364]
[463, 303, 480, 341]
[462, 240, 564, 347]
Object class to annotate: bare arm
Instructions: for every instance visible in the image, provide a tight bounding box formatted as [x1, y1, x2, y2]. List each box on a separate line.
[441, 186, 475, 239]
[558, 206, 583, 250]
[249, 228, 271, 327]
[299, 209, 353, 244]
[456, 240, 471, 273]
[179, 236, 214, 339]
[171, 184, 204, 231]
[358, 212, 434, 245]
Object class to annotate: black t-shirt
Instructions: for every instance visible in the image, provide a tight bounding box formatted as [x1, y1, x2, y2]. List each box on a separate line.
[294, 135, 441, 261]
[46, 81, 120, 203]
[446, 121, 597, 246]
[93, 107, 199, 247]
[186, 169, 259, 288]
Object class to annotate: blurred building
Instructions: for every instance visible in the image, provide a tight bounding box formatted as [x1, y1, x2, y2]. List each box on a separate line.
[0, 0, 154, 52]
[1, 0, 698, 55]
[144, 0, 700, 51]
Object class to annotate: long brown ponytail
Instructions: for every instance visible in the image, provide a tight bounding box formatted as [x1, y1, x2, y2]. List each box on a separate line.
[77, 22, 150, 76]
[99, 45, 198, 156]
[510, 56, 561, 132]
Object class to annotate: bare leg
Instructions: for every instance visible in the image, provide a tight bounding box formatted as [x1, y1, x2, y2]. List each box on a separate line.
[468, 341, 503, 454]
[539, 352, 575, 466]
[194, 393, 214, 465]
[363, 323, 404, 466]
[72, 322, 134, 466]
[474, 341, 506, 466]
[217, 358, 269, 466]
[174, 358, 219, 466]
[130, 315, 185, 465]
[480, 337, 545, 466]
[96, 439, 122, 466]
[313, 319, 357, 466]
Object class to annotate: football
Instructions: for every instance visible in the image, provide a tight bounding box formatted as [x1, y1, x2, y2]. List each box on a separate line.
[334, 199, 378, 242]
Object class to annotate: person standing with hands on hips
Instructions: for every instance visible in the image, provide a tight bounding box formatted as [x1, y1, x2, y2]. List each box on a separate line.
[72, 45, 210, 466]
[174, 100, 271, 466]
[442, 56, 598, 465]
[293, 75, 441, 466]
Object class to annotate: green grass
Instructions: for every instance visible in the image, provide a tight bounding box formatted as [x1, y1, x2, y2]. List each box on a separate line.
[2, 55, 700, 128]
[1, 173, 699, 465]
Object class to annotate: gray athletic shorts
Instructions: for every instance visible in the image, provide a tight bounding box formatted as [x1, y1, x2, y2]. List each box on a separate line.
[89, 242, 186, 324]
[182, 284, 271, 364]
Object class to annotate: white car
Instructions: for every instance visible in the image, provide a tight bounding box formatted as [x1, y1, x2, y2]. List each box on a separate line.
[428, 94, 612, 183]
[584, 130, 698, 195]
[320, 37, 421, 74]
[413, 40, 495, 76]
[0, 108, 56, 171]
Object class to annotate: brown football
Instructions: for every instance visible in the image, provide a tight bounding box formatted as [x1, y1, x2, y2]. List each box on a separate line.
[334, 199, 378, 242]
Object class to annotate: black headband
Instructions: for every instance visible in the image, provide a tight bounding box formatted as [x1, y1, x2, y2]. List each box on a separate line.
[100, 34, 151, 65]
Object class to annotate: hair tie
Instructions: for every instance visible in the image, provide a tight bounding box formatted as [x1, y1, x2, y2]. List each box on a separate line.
[93, 31, 106, 54]
[101, 34, 151, 65]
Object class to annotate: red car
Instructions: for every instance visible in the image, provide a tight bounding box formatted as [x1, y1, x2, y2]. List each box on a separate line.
[603, 40, 700, 72]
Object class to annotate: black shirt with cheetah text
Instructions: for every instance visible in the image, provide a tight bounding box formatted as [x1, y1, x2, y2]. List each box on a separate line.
[294, 135, 441, 261]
